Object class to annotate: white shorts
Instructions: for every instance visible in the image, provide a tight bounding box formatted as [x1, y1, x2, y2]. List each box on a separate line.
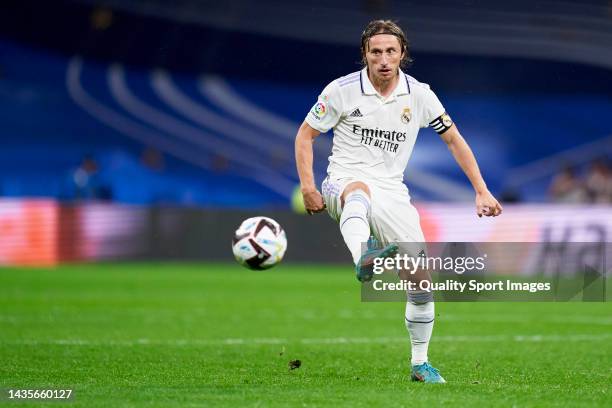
[321, 175, 425, 245]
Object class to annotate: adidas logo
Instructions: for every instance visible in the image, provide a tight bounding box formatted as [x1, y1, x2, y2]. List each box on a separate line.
[349, 108, 363, 117]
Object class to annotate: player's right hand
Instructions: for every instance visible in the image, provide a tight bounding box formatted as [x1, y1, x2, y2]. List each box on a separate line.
[302, 189, 326, 215]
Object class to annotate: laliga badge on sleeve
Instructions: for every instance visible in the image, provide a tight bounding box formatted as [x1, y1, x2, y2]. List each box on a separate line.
[310, 101, 327, 120]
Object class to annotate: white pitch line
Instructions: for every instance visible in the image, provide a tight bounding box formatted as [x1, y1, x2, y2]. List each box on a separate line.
[4, 333, 611, 347]
[4, 313, 610, 325]
[440, 314, 612, 326]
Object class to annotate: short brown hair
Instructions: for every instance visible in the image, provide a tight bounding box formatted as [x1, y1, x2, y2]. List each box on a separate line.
[360, 20, 412, 68]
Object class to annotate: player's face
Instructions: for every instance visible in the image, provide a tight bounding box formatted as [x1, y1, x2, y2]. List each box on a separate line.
[365, 34, 403, 82]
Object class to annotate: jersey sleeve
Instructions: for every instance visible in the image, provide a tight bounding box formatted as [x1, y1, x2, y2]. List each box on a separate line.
[304, 81, 343, 133]
[420, 88, 446, 128]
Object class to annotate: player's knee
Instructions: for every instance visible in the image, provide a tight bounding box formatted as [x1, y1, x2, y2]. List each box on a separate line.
[407, 290, 434, 305]
[341, 182, 371, 207]
[344, 181, 370, 197]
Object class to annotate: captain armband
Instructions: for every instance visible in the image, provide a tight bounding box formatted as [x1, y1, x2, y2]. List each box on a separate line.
[429, 112, 454, 134]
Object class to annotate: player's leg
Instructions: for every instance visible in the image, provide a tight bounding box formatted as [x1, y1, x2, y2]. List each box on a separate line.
[370, 189, 444, 383]
[321, 177, 372, 264]
[340, 182, 399, 281]
[403, 271, 444, 383]
[321, 177, 397, 280]
[339, 181, 372, 265]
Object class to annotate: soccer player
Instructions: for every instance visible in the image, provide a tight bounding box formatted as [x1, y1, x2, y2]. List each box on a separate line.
[294, 20, 502, 383]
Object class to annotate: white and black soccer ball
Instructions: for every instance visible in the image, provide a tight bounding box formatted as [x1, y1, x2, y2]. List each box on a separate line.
[232, 216, 287, 270]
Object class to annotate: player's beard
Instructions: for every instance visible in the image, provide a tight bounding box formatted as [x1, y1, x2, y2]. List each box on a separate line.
[370, 67, 398, 89]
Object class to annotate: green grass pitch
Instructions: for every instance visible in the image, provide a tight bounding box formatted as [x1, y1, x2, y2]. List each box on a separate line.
[1, 263, 610, 407]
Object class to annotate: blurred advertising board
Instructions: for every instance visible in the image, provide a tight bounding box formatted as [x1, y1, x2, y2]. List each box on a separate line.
[0, 199, 58, 266]
[418, 204, 611, 242]
[0, 199, 610, 266]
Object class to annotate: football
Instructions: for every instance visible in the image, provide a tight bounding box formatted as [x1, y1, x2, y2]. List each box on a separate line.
[232, 216, 287, 270]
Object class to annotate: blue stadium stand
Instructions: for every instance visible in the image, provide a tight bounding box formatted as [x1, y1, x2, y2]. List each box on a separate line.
[0, 39, 610, 206]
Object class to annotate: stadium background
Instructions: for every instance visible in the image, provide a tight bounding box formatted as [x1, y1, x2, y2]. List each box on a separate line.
[1, 0, 611, 264]
[1, 1, 611, 406]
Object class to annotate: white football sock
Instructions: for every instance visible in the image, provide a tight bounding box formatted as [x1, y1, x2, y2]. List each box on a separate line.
[339, 189, 371, 265]
[405, 300, 435, 366]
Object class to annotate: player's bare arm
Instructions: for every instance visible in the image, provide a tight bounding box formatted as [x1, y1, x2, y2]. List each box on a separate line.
[295, 121, 325, 214]
[439, 124, 503, 217]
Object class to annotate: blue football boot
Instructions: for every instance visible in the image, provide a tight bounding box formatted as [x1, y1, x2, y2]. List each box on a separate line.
[411, 362, 446, 384]
[355, 241, 398, 282]
[366, 235, 381, 250]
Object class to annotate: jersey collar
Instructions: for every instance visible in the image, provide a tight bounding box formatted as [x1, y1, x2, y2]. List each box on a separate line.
[360, 68, 411, 96]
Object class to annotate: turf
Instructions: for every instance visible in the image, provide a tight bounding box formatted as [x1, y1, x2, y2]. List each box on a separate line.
[0, 263, 610, 407]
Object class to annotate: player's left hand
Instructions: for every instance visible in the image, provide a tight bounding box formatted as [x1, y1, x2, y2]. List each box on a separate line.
[475, 190, 503, 217]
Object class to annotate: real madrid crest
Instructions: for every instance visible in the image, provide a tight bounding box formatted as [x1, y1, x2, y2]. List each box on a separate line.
[400, 107, 412, 124]
[441, 112, 453, 127]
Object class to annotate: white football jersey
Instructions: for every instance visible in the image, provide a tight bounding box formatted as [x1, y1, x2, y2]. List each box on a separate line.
[305, 68, 446, 189]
